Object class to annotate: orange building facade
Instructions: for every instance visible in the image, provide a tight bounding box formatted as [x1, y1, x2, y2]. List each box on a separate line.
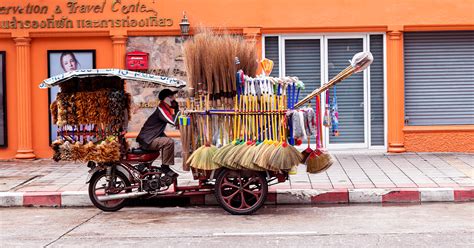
[0, 0, 473, 159]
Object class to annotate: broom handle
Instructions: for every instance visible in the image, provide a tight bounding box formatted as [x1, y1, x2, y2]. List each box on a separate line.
[295, 66, 355, 108]
[233, 94, 238, 141]
[206, 94, 211, 146]
[316, 95, 322, 149]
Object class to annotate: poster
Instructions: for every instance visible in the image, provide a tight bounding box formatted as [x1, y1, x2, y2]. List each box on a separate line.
[48, 50, 95, 142]
[0, 52, 6, 146]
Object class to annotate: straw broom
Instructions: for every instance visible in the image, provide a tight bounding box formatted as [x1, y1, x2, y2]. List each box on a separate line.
[224, 80, 250, 169]
[267, 83, 302, 171]
[306, 94, 334, 173]
[212, 71, 242, 167]
[251, 80, 272, 169]
[187, 94, 220, 170]
[254, 81, 279, 170]
[219, 72, 245, 170]
[239, 80, 265, 171]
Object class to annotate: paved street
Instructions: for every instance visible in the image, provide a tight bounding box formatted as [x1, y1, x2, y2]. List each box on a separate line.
[1, 152, 472, 192]
[1, 203, 473, 247]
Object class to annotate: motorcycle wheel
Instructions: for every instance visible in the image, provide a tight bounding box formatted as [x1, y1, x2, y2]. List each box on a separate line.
[88, 170, 131, 212]
[214, 168, 268, 215]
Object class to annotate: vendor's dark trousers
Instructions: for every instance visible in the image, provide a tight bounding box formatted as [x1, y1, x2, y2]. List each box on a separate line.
[148, 137, 174, 165]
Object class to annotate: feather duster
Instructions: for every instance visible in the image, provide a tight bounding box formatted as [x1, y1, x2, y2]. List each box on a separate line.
[83, 141, 96, 162]
[70, 141, 82, 161]
[66, 94, 75, 125]
[56, 93, 67, 126]
[97, 90, 111, 124]
[50, 100, 58, 125]
[84, 91, 98, 125]
[59, 141, 73, 161]
[75, 92, 86, 125]
[108, 90, 124, 132]
[51, 138, 63, 162]
[125, 92, 132, 121]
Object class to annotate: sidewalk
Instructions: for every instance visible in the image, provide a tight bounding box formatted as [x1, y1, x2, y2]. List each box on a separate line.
[0, 152, 472, 207]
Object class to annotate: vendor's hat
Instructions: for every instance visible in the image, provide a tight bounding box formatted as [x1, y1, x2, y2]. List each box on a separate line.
[158, 89, 178, 100]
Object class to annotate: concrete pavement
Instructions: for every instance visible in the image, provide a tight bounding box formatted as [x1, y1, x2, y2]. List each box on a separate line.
[0, 152, 473, 207]
[1, 204, 473, 247]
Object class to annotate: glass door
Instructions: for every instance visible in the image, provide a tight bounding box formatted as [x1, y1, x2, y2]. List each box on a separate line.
[324, 37, 368, 149]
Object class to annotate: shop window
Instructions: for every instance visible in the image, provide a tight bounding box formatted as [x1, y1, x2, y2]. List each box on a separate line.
[404, 31, 474, 125]
[263, 36, 280, 77]
[0, 51, 6, 147]
[369, 35, 385, 146]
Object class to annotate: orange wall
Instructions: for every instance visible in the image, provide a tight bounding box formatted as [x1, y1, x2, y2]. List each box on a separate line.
[404, 126, 474, 153]
[1, 0, 473, 34]
[1, 0, 474, 158]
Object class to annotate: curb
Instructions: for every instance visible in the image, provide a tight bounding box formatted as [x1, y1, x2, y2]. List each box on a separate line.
[0, 188, 472, 207]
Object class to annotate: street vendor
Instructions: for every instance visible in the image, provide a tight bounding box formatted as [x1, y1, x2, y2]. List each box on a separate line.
[136, 89, 180, 178]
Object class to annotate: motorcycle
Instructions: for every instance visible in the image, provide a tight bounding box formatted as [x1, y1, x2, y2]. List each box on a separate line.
[86, 147, 287, 215]
[40, 69, 288, 215]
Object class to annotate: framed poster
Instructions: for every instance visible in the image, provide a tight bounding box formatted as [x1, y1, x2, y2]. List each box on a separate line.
[48, 50, 96, 142]
[0, 52, 6, 147]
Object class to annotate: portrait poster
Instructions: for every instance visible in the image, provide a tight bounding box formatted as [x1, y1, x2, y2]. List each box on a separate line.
[0, 52, 6, 146]
[48, 50, 95, 142]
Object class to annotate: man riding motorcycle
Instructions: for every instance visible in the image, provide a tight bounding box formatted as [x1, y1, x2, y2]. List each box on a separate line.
[136, 89, 180, 178]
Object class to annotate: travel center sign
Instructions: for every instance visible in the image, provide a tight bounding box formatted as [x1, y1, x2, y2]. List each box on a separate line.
[0, 1, 174, 30]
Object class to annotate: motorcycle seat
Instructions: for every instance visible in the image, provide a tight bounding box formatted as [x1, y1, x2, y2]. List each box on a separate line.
[129, 148, 157, 155]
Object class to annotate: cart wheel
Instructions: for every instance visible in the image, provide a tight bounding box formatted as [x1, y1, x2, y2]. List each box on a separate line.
[214, 168, 268, 215]
[88, 170, 131, 212]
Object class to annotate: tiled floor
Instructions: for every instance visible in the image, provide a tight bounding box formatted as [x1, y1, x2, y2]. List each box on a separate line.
[0, 152, 472, 192]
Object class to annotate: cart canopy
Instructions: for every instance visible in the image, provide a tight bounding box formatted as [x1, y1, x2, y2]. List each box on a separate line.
[39, 69, 186, 89]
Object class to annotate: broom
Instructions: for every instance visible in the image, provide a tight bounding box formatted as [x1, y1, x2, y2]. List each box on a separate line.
[255, 82, 281, 170]
[267, 83, 302, 171]
[251, 79, 271, 168]
[179, 114, 191, 171]
[301, 114, 314, 163]
[295, 51, 373, 108]
[187, 94, 220, 170]
[239, 80, 265, 171]
[225, 78, 252, 169]
[212, 71, 243, 168]
[306, 95, 334, 173]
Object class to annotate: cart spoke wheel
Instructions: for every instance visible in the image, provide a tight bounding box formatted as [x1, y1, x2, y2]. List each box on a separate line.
[215, 169, 268, 215]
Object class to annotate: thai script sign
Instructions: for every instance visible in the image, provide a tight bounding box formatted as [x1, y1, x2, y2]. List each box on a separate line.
[0, 1, 173, 30]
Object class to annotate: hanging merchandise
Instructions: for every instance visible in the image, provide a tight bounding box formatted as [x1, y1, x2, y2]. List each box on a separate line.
[330, 86, 340, 136]
[306, 95, 334, 174]
[261, 58, 274, 77]
[43, 70, 183, 164]
[323, 90, 331, 128]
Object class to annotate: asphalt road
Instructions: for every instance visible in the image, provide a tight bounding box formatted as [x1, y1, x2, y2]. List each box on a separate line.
[1, 203, 473, 247]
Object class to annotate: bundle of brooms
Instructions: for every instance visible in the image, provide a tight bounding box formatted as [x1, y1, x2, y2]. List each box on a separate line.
[214, 74, 302, 172]
[183, 29, 258, 170]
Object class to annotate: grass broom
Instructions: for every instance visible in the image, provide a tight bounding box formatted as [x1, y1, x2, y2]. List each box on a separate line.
[306, 95, 334, 173]
[212, 71, 243, 167]
[187, 94, 220, 170]
[267, 84, 303, 171]
[239, 81, 265, 171]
